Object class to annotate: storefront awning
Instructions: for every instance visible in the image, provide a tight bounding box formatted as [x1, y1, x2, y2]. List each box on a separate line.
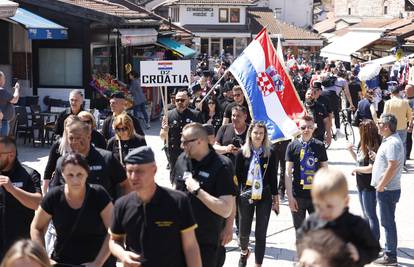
[119, 28, 158, 47]
[320, 30, 383, 62]
[9, 8, 67, 39]
[157, 37, 196, 59]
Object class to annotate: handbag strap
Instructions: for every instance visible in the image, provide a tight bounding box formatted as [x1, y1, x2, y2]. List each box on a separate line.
[55, 186, 90, 257]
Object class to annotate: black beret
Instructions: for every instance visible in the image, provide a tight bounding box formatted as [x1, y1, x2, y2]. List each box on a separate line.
[203, 124, 215, 136]
[124, 146, 155, 165]
[110, 92, 125, 99]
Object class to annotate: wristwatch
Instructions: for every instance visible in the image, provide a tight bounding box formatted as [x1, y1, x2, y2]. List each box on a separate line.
[192, 187, 201, 196]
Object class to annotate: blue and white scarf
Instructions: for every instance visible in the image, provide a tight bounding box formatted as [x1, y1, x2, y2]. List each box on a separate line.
[246, 147, 263, 200]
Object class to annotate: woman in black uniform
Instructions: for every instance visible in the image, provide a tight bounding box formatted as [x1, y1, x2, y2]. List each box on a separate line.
[31, 152, 115, 267]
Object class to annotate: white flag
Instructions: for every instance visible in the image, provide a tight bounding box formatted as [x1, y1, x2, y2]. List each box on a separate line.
[277, 36, 285, 66]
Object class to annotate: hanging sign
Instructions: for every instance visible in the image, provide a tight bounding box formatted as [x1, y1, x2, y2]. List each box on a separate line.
[140, 60, 191, 87]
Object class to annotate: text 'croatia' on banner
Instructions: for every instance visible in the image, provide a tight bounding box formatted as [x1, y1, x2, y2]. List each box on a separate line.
[229, 28, 304, 141]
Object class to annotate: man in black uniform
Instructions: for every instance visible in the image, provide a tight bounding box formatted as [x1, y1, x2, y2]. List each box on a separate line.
[109, 146, 202, 267]
[214, 105, 248, 164]
[304, 88, 332, 145]
[54, 89, 84, 137]
[102, 92, 145, 140]
[0, 137, 42, 257]
[160, 89, 203, 173]
[172, 123, 236, 267]
[285, 115, 328, 231]
[222, 86, 251, 124]
[50, 120, 130, 199]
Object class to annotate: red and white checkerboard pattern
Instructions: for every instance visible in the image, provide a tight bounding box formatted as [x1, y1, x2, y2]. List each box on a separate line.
[257, 72, 274, 96]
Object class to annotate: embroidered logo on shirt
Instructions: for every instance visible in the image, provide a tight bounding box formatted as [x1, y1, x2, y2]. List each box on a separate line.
[198, 171, 210, 178]
[12, 182, 23, 188]
[90, 165, 103, 171]
[155, 221, 174, 227]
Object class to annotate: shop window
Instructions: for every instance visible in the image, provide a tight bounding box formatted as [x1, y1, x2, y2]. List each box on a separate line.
[274, 8, 282, 19]
[230, 8, 240, 23]
[92, 46, 113, 75]
[223, 38, 234, 56]
[211, 38, 221, 57]
[39, 48, 83, 87]
[235, 38, 247, 56]
[219, 8, 229, 23]
[171, 6, 180, 22]
[201, 38, 209, 55]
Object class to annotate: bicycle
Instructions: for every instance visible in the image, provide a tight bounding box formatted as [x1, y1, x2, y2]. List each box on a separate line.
[325, 108, 355, 149]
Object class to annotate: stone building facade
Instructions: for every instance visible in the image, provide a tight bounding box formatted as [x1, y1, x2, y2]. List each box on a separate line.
[334, 0, 410, 18]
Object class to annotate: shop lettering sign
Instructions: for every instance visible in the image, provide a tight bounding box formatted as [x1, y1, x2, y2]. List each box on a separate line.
[186, 7, 214, 17]
[140, 60, 191, 87]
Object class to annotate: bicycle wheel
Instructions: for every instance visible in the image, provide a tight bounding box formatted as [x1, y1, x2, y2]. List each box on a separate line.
[343, 122, 355, 144]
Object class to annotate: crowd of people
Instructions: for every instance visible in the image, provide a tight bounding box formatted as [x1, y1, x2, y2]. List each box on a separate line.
[0, 52, 413, 267]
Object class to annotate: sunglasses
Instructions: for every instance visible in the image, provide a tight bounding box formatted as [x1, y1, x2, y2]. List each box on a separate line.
[300, 125, 314, 130]
[208, 102, 215, 104]
[233, 94, 242, 97]
[175, 98, 187, 103]
[115, 127, 128, 132]
[181, 138, 198, 145]
[195, 100, 201, 103]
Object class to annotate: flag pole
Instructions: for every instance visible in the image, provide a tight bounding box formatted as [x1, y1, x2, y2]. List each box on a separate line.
[199, 71, 227, 105]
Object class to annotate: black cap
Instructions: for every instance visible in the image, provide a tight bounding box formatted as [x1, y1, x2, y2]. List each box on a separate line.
[312, 80, 322, 90]
[203, 124, 215, 136]
[110, 92, 125, 99]
[124, 146, 155, 165]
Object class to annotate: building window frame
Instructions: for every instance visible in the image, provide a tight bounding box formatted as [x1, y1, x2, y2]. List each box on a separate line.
[348, 7, 351, 15]
[384, 5, 388, 15]
[230, 8, 240, 23]
[38, 48, 83, 87]
[171, 6, 180, 22]
[219, 8, 229, 23]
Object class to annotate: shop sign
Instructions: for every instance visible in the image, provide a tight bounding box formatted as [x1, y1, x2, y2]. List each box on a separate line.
[140, 60, 191, 87]
[186, 7, 214, 17]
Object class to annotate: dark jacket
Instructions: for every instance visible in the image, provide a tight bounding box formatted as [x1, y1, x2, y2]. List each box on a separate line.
[297, 208, 380, 267]
[235, 147, 278, 195]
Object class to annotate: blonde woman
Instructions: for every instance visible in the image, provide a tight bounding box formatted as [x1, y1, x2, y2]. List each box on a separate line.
[235, 121, 279, 267]
[1, 239, 51, 267]
[77, 111, 106, 149]
[106, 112, 146, 165]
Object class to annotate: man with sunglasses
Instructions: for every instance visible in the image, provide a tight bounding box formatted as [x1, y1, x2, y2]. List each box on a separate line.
[0, 137, 42, 258]
[285, 115, 328, 231]
[171, 123, 236, 267]
[222, 86, 251, 124]
[160, 89, 203, 175]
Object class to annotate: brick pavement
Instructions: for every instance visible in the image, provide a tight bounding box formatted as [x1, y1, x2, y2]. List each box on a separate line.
[17, 123, 414, 266]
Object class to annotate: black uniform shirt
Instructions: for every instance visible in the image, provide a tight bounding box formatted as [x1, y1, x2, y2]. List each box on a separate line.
[0, 161, 41, 256]
[167, 108, 203, 161]
[215, 124, 247, 163]
[51, 146, 126, 199]
[42, 184, 112, 265]
[110, 186, 197, 267]
[306, 102, 328, 142]
[297, 208, 380, 267]
[285, 138, 327, 199]
[172, 149, 237, 245]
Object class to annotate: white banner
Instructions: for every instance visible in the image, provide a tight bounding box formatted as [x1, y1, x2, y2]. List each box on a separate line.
[140, 60, 191, 87]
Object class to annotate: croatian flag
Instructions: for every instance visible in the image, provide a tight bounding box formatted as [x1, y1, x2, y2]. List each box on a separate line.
[229, 28, 304, 141]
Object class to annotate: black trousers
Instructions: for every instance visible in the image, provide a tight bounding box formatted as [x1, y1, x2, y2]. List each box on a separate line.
[407, 131, 412, 159]
[291, 197, 314, 230]
[325, 91, 340, 129]
[199, 243, 219, 267]
[272, 140, 289, 194]
[238, 189, 272, 264]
